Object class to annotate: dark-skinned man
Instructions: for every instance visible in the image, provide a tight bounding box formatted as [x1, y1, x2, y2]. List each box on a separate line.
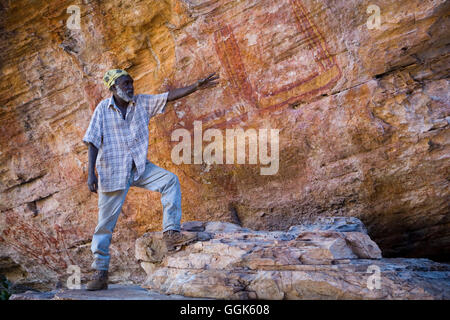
[82, 69, 219, 290]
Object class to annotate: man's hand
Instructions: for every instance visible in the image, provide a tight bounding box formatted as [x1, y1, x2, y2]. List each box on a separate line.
[196, 72, 219, 90]
[167, 72, 220, 102]
[87, 172, 98, 193]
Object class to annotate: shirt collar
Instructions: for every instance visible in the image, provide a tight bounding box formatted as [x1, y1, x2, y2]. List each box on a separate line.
[108, 95, 136, 110]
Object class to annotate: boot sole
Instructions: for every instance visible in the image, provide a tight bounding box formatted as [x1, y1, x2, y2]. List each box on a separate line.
[166, 236, 198, 252]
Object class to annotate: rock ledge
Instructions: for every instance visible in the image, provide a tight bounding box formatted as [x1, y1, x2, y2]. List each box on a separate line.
[136, 218, 450, 299]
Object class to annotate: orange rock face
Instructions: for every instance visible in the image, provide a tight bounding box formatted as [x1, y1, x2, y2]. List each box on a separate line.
[0, 0, 448, 287]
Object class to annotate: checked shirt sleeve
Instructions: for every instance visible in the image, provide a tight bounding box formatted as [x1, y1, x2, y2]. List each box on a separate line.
[142, 91, 169, 119]
[82, 103, 103, 149]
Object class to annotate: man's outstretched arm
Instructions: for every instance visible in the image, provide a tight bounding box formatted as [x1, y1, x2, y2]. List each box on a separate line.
[167, 72, 219, 102]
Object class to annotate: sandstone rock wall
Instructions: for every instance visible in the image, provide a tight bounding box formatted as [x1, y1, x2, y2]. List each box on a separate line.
[0, 0, 449, 288]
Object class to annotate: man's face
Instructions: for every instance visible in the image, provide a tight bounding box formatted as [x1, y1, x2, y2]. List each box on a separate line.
[112, 75, 134, 101]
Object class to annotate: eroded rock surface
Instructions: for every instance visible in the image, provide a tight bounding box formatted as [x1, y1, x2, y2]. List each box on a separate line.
[0, 0, 449, 288]
[8, 284, 199, 300]
[136, 220, 450, 299]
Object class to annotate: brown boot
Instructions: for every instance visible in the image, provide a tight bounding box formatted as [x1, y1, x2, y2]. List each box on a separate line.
[163, 230, 198, 252]
[86, 270, 108, 291]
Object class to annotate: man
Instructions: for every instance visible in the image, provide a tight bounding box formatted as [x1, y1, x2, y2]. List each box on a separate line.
[82, 69, 219, 291]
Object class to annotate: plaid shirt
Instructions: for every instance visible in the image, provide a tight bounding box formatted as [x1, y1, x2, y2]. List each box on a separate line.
[83, 92, 169, 192]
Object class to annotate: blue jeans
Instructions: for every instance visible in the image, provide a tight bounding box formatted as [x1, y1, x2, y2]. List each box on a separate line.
[91, 160, 182, 270]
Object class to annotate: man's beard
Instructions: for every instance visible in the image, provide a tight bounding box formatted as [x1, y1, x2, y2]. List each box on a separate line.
[116, 86, 134, 102]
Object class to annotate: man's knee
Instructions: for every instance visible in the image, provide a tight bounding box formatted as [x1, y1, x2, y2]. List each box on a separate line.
[169, 172, 179, 184]
[164, 171, 179, 187]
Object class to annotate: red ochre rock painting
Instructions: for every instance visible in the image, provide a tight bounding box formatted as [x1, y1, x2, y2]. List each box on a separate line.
[185, 0, 341, 131]
[1, 212, 74, 274]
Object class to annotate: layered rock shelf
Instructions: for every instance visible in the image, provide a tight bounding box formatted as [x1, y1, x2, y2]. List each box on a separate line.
[136, 218, 450, 299]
